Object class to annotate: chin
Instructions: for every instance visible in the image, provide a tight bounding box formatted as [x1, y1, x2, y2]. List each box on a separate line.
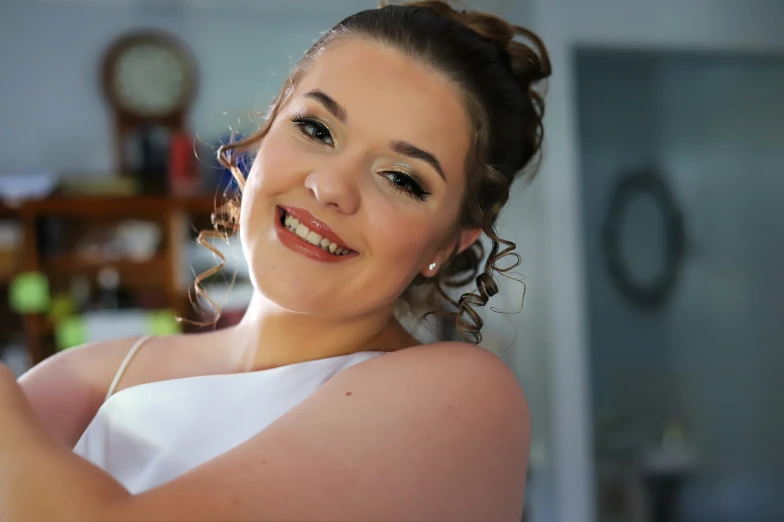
[244, 247, 342, 315]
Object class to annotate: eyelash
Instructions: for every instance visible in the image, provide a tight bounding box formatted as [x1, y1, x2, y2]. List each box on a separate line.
[381, 171, 430, 201]
[291, 115, 334, 146]
[289, 114, 431, 202]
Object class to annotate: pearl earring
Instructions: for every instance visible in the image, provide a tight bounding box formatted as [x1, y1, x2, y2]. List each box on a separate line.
[429, 262, 437, 271]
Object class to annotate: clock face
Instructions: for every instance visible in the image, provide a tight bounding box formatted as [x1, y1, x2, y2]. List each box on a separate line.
[113, 43, 188, 116]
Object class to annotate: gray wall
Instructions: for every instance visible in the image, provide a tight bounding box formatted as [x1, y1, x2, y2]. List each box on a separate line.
[577, 50, 784, 522]
[0, 2, 365, 174]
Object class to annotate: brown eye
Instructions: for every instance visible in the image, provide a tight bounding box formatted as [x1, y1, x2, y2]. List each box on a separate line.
[291, 117, 334, 146]
[381, 171, 430, 201]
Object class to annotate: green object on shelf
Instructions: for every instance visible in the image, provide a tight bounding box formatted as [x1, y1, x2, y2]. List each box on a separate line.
[56, 316, 87, 351]
[48, 294, 76, 323]
[9, 272, 50, 314]
[147, 310, 181, 336]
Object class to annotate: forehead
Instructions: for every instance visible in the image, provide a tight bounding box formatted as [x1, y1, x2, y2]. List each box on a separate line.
[293, 37, 471, 178]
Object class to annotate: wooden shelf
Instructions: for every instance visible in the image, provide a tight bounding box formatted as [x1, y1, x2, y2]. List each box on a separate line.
[42, 255, 168, 274]
[17, 194, 221, 217]
[0, 265, 18, 284]
[6, 193, 220, 364]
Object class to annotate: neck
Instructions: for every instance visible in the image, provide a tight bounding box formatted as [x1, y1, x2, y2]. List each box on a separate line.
[220, 292, 417, 372]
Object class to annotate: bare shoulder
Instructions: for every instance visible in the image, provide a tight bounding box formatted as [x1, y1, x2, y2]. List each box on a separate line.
[310, 341, 531, 515]
[17, 336, 145, 448]
[118, 341, 531, 521]
[365, 340, 526, 424]
[343, 341, 529, 419]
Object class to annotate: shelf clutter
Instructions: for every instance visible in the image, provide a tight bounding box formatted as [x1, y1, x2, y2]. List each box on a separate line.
[0, 25, 259, 374]
[0, 192, 243, 370]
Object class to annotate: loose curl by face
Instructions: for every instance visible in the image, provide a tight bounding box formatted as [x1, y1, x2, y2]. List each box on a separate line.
[195, 0, 551, 344]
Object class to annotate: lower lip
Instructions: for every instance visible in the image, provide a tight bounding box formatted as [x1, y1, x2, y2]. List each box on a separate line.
[274, 207, 355, 263]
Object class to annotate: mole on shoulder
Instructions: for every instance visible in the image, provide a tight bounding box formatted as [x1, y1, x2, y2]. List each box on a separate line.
[345, 391, 353, 397]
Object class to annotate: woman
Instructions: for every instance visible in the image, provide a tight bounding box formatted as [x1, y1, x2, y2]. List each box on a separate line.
[3, 1, 550, 520]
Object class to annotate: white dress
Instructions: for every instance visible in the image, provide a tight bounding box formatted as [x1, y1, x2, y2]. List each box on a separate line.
[72, 336, 384, 494]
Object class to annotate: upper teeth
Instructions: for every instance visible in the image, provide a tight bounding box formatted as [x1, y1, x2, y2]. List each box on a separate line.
[284, 213, 350, 256]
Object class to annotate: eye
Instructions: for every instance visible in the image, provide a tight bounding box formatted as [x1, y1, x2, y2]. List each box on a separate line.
[291, 116, 334, 146]
[381, 171, 430, 202]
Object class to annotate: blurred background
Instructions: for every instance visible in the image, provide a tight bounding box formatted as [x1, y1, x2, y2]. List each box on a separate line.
[1, 0, 782, 521]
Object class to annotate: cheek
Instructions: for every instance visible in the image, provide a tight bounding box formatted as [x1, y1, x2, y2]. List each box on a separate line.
[238, 149, 282, 249]
[239, 129, 301, 228]
[251, 130, 297, 191]
[367, 207, 444, 274]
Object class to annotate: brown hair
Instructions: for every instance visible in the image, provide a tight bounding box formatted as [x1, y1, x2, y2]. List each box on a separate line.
[195, 0, 551, 344]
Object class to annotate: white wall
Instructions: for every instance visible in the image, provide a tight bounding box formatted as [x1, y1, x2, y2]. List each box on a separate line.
[562, 0, 784, 51]
[0, 1, 376, 175]
[0, 0, 528, 174]
[473, 1, 558, 519]
[526, 0, 596, 519]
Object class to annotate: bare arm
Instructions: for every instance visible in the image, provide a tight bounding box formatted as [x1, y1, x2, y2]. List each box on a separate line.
[2, 342, 530, 522]
[16, 338, 138, 448]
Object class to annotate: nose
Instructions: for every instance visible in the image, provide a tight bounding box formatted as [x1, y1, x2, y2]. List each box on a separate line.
[304, 156, 362, 215]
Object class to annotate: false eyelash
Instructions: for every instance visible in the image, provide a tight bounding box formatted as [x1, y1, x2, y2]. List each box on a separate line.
[381, 171, 430, 201]
[290, 112, 334, 146]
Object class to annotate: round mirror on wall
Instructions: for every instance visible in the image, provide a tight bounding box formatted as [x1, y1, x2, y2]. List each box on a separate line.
[602, 167, 687, 308]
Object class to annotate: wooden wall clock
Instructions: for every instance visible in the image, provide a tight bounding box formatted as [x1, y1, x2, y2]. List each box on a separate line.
[100, 30, 198, 191]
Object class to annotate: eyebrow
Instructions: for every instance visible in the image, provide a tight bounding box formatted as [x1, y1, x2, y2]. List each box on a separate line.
[304, 89, 446, 182]
[304, 89, 347, 124]
[390, 140, 446, 182]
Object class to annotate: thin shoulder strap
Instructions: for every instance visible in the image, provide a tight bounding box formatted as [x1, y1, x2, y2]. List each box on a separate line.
[105, 335, 154, 401]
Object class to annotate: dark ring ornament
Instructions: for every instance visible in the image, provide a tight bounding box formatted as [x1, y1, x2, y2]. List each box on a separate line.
[602, 166, 686, 308]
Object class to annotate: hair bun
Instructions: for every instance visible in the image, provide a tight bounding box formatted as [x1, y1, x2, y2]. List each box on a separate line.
[459, 10, 551, 88]
[401, 1, 551, 87]
[504, 27, 551, 86]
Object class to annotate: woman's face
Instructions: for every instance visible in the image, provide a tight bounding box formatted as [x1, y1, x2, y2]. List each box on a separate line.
[240, 37, 475, 318]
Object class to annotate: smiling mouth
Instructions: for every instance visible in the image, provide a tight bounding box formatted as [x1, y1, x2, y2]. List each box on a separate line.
[279, 208, 355, 257]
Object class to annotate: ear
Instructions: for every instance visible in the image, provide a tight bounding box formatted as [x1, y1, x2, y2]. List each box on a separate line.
[422, 227, 482, 277]
[455, 227, 482, 255]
